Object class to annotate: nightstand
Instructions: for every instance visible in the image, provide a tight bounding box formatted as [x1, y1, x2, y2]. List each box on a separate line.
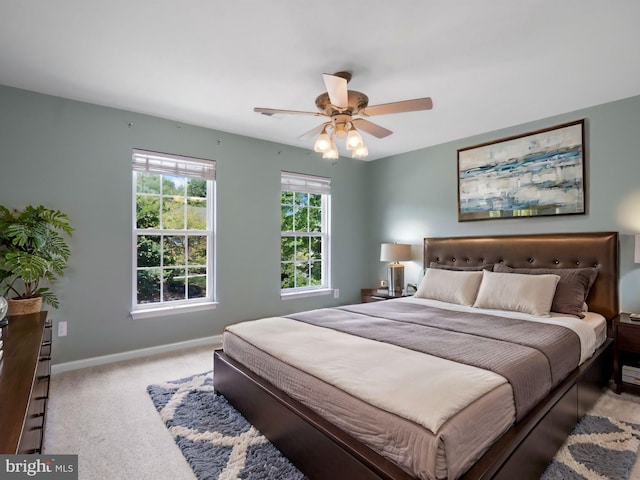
[614, 313, 640, 394]
[360, 288, 411, 303]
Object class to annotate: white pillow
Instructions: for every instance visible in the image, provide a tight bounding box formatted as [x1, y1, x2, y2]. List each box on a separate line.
[473, 270, 560, 317]
[415, 268, 483, 306]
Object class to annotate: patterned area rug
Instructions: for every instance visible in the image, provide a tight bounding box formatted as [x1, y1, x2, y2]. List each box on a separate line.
[541, 415, 640, 479]
[147, 371, 305, 480]
[148, 371, 640, 480]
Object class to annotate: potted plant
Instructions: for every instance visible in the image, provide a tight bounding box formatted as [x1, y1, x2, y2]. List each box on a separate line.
[0, 205, 73, 316]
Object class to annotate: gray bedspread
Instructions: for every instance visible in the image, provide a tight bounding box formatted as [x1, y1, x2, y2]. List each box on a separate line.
[287, 301, 580, 421]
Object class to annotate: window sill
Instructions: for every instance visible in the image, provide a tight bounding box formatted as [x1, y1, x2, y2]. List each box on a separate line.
[281, 288, 334, 301]
[131, 301, 218, 320]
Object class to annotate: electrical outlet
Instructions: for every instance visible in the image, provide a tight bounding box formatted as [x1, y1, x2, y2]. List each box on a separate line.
[58, 321, 67, 337]
[333, 289, 340, 299]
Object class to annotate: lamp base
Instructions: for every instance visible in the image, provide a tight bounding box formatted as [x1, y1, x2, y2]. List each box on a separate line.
[387, 264, 405, 296]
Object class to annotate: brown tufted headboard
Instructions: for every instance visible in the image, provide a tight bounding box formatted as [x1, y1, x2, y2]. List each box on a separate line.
[424, 232, 619, 322]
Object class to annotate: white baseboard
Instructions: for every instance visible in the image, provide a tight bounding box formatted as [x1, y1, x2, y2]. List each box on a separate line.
[51, 334, 223, 375]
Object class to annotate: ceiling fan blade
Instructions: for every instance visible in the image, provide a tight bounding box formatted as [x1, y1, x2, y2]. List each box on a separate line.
[361, 97, 433, 117]
[254, 107, 323, 117]
[297, 123, 329, 140]
[352, 118, 393, 138]
[322, 73, 349, 109]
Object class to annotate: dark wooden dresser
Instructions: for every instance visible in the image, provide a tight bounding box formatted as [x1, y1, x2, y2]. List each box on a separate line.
[0, 311, 52, 453]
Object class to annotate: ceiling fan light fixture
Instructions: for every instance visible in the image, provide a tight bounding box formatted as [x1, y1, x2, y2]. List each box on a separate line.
[313, 127, 331, 153]
[346, 126, 364, 150]
[352, 144, 369, 158]
[334, 122, 348, 139]
[323, 138, 339, 160]
[254, 72, 433, 162]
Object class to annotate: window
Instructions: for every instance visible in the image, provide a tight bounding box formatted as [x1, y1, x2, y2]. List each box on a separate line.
[132, 150, 215, 318]
[280, 171, 331, 297]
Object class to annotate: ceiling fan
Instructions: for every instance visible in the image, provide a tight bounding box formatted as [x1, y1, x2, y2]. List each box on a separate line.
[254, 72, 433, 159]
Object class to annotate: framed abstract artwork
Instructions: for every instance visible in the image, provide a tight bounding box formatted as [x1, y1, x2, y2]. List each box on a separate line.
[457, 119, 585, 222]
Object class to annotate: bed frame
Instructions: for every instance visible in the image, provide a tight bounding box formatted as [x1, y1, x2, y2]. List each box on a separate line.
[214, 232, 618, 479]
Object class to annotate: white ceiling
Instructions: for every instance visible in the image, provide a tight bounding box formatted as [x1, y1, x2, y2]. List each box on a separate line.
[1, 1, 639, 161]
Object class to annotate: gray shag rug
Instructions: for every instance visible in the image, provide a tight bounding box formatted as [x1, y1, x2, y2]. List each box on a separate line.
[541, 414, 640, 480]
[147, 370, 305, 480]
[148, 371, 640, 480]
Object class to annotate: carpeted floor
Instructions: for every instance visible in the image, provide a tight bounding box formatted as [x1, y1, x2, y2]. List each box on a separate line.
[44, 345, 217, 480]
[148, 370, 640, 480]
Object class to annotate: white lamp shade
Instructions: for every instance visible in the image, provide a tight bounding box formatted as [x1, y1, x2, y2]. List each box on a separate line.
[314, 131, 331, 152]
[380, 243, 412, 262]
[323, 139, 339, 159]
[635, 234, 640, 263]
[346, 129, 364, 150]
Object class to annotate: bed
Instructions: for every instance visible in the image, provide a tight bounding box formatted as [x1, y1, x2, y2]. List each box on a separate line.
[213, 232, 618, 480]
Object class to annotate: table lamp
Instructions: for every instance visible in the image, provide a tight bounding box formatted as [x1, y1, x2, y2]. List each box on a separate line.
[380, 243, 412, 296]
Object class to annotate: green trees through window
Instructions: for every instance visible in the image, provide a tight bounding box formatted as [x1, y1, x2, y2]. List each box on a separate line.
[135, 171, 210, 306]
[280, 172, 330, 293]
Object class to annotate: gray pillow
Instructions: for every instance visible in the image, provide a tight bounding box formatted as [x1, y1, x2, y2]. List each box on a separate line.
[429, 262, 493, 271]
[492, 264, 599, 318]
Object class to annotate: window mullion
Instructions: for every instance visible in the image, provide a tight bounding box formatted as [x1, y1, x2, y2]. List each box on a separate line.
[183, 234, 187, 302]
[159, 175, 164, 232]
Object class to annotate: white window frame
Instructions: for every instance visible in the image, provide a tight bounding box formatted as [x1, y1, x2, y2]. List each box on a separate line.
[131, 149, 216, 319]
[280, 171, 331, 299]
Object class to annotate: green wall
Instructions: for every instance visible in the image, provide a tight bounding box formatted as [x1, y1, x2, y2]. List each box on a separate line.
[366, 95, 640, 313]
[0, 85, 369, 364]
[3, 84, 639, 365]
